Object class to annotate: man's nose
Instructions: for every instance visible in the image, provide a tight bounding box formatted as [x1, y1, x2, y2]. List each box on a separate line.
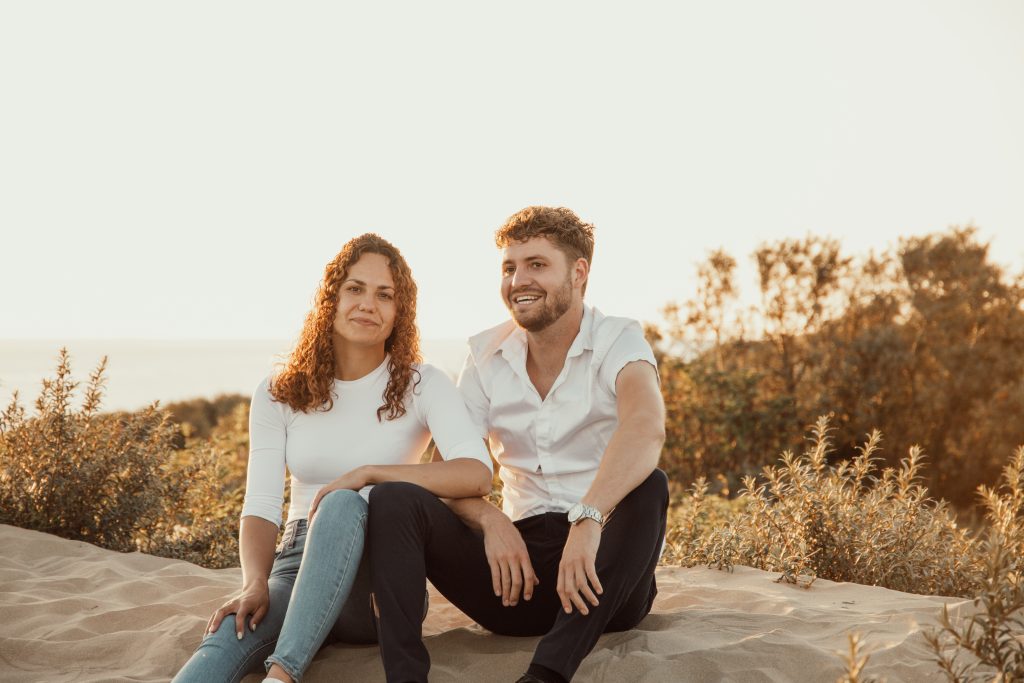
[510, 267, 532, 290]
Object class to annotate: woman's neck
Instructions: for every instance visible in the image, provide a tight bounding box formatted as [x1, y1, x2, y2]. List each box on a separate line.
[333, 337, 387, 381]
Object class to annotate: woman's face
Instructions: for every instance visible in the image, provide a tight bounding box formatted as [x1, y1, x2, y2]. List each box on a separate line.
[333, 252, 398, 350]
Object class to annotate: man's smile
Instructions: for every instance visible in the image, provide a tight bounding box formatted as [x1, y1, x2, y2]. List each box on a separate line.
[511, 292, 544, 306]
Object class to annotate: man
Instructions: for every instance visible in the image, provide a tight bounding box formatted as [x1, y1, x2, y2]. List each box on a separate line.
[368, 206, 668, 682]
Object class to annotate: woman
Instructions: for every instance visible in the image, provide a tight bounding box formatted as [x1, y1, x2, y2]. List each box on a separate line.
[174, 234, 492, 683]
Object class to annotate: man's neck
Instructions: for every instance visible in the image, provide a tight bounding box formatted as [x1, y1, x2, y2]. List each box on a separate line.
[524, 301, 585, 371]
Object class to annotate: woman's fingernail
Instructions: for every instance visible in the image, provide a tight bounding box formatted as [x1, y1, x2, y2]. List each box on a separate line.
[250, 623, 256, 631]
[237, 631, 243, 640]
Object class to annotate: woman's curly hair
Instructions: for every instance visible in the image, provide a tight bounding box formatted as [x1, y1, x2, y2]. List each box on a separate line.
[270, 234, 421, 420]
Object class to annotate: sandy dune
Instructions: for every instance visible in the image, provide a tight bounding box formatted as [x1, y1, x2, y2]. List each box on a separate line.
[0, 524, 965, 682]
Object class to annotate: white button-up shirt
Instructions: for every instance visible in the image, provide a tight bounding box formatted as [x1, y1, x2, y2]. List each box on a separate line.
[457, 305, 658, 521]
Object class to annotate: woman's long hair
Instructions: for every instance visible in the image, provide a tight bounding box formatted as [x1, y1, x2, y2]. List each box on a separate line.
[270, 233, 421, 420]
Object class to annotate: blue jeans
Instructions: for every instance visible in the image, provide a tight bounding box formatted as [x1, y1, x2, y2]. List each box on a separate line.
[174, 489, 375, 683]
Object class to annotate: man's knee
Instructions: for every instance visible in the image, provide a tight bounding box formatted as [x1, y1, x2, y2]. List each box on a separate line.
[634, 468, 669, 507]
[368, 481, 432, 521]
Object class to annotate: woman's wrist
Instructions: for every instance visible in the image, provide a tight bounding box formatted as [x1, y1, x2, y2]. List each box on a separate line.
[242, 575, 269, 591]
[358, 464, 378, 487]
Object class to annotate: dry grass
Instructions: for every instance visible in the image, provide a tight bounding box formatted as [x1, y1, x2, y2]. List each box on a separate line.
[924, 446, 1024, 682]
[667, 416, 977, 596]
[836, 632, 884, 683]
[666, 417, 1024, 682]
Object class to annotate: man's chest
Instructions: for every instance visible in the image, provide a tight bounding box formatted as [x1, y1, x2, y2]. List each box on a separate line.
[486, 360, 614, 448]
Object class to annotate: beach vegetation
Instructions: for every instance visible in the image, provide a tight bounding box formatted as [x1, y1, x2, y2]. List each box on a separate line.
[0, 349, 240, 567]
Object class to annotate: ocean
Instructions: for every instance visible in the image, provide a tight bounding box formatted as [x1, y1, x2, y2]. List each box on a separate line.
[0, 339, 469, 413]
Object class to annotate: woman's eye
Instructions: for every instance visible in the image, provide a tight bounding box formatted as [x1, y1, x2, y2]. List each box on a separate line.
[348, 286, 362, 293]
[378, 292, 393, 300]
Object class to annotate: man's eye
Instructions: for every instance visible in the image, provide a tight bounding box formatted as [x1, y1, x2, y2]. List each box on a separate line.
[531, 262, 544, 269]
[503, 267, 514, 275]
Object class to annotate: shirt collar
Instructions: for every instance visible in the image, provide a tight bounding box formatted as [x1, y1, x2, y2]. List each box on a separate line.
[468, 305, 602, 366]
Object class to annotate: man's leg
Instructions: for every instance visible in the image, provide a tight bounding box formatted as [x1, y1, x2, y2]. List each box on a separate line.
[529, 469, 669, 682]
[368, 482, 559, 683]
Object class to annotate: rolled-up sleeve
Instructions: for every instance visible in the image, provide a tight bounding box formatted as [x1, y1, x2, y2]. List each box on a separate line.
[598, 322, 659, 395]
[240, 377, 287, 527]
[418, 365, 492, 473]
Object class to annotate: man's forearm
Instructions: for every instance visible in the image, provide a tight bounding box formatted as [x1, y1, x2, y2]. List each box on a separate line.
[439, 494, 509, 532]
[580, 423, 664, 518]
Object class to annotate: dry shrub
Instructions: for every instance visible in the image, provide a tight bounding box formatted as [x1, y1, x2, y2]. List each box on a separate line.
[669, 415, 976, 596]
[661, 475, 744, 566]
[666, 416, 1024, 681]
[0, 349, 240, 567]
[925, 446, 1024, 682]
[836, 632, 884, 683]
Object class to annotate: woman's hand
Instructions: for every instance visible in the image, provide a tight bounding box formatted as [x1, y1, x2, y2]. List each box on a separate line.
[308, 466, 370, 521]
[205, 578, 270, 639]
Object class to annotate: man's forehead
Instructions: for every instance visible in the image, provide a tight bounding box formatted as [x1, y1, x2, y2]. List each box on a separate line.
[502, 236, 559, 260]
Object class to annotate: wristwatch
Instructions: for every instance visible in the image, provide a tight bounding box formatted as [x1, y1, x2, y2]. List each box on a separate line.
[567, 502, 604, 527]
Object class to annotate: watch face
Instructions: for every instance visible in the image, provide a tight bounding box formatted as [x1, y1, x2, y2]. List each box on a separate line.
[567, 504, 582, 523]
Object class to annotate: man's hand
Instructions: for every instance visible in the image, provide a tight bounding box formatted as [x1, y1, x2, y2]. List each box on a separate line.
[557, 520, 603, 616]
[206, 578, 270, 639]
[309, 467, 369, 522]
[481, 513, 539, 607]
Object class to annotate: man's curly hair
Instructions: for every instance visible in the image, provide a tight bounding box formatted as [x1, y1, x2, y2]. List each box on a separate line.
[270, 233, 421, 420]
[494, 206, 596, 294]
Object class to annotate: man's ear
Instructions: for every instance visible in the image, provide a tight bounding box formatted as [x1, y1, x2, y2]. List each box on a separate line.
[573, 257, 589, 290]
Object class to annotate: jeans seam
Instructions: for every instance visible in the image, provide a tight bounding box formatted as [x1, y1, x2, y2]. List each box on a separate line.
[227, 635, 278, 682]
[278, 508, 367, 676]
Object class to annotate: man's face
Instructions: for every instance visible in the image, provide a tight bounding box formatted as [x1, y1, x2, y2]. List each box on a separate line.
[500, 237, 583, 332]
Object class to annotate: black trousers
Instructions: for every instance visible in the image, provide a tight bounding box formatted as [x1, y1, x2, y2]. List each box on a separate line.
[368, 469, 669, 683]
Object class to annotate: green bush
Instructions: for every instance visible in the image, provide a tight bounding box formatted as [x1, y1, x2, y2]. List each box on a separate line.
[0, 349, 240, 567]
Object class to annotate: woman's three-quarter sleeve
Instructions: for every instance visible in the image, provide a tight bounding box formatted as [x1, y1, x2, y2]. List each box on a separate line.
[240, 377, 287, 527]
[414, 365, 493, 473]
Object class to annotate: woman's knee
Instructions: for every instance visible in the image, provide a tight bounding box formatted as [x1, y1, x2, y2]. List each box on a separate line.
[317, 488, 367, 519]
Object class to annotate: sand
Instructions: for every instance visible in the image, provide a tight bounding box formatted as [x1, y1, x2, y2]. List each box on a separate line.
[0, 524, 967, 682]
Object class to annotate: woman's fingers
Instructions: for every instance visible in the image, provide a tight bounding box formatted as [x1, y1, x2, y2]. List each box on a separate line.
[207, 602, 234, 636]
[250, 602, 268, 631]
[309, 491, 323, 520]
[234, 607, 249, 640]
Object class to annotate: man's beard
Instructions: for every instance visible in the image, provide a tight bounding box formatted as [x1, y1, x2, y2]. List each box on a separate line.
[507, 276, 573, 332]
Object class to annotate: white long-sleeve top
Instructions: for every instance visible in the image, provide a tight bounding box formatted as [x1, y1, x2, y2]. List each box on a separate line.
[241, 359, 492, 527]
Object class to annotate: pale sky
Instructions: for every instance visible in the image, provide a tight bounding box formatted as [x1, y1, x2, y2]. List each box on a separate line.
[2, 1, 1022, 342]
